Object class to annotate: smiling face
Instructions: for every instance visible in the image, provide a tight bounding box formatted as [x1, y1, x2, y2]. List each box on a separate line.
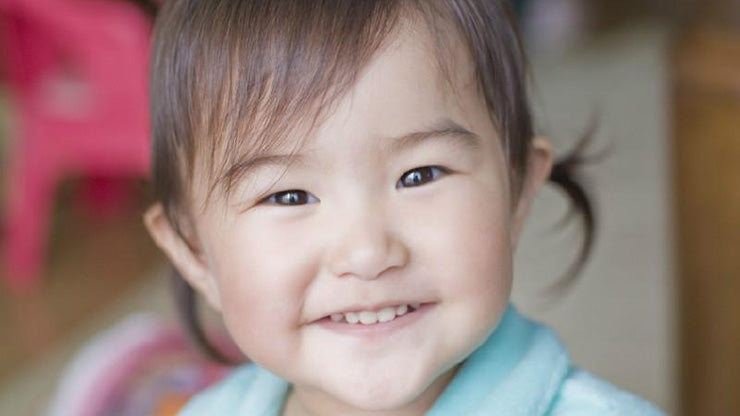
[145, 20, 552, 416]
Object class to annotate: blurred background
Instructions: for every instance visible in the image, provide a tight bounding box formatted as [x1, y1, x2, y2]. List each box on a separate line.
[0, 0, 738, 415]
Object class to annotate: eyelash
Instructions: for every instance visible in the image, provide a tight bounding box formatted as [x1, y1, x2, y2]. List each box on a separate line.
[257, 165, 450, 207]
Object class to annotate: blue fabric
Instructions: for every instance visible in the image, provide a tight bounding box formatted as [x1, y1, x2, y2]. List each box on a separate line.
[179, 304, 666, 415]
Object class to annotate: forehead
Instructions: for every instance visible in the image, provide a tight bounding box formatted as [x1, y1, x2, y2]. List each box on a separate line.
[286, 25, 486, 175]
[317, 21, 481, 148]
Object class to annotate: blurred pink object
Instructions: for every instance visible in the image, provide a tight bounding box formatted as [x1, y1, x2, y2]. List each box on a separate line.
[45, 314, 234, 416]
[0, 0, 152, 294]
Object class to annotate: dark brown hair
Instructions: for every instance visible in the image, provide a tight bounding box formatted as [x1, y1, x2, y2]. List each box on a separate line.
[148, 0, 599, 364]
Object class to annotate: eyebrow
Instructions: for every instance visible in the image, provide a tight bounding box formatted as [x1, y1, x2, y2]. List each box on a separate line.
[385, 118, 481, 155]
[220, 117, 481, 187]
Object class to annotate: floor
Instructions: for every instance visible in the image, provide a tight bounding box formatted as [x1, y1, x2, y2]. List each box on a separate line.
[0, 20, 676, 415]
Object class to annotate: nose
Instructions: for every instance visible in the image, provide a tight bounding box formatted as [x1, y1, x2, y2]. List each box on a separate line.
[324, 200, 409, 280]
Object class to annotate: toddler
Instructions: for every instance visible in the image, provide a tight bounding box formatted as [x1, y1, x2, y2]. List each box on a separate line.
[143, 1, 666, 415]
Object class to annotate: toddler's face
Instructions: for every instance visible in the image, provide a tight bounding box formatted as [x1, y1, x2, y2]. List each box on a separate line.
[147, 22, 552, 415]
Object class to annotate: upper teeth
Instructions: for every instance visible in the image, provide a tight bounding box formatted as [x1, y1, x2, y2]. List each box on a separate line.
[329, 303, 421, 325]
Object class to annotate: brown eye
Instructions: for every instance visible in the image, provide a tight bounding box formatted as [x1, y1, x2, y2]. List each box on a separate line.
[397, 166, 449, 189]
[261, 190, 318, 206]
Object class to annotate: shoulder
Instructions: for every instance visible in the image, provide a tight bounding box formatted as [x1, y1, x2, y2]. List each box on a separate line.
[548, 368, 667, 416]
[178, 363, 261, 416]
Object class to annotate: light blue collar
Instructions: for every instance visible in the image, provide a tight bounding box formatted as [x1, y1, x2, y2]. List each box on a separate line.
[427, 304, 570, 415]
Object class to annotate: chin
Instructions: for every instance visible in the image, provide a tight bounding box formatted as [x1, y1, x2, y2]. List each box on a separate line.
[335, 386, 420, 411]
[324, 366, 433, 411]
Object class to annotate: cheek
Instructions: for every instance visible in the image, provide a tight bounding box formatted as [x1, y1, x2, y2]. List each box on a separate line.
[447, 202, 511, 308]
[412, 177, 512, 309]
[398, 177, 512, 368]
[209, 221, 314, 365]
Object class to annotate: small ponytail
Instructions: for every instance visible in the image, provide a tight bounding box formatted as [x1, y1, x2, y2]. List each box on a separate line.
[545, 120, 609, 294]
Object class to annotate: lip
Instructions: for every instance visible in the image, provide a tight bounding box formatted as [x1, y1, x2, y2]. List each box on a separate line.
[313, 302, 435, 338]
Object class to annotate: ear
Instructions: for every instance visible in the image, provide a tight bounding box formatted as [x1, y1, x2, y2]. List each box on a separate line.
[143, 203, 222, 311]
[510, 137, 554, 250]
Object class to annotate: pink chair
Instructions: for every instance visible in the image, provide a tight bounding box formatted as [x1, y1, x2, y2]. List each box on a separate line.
[0, 0, 152, 294]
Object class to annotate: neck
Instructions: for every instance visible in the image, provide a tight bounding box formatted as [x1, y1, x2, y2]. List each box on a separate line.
[281, 364, 461, 416]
